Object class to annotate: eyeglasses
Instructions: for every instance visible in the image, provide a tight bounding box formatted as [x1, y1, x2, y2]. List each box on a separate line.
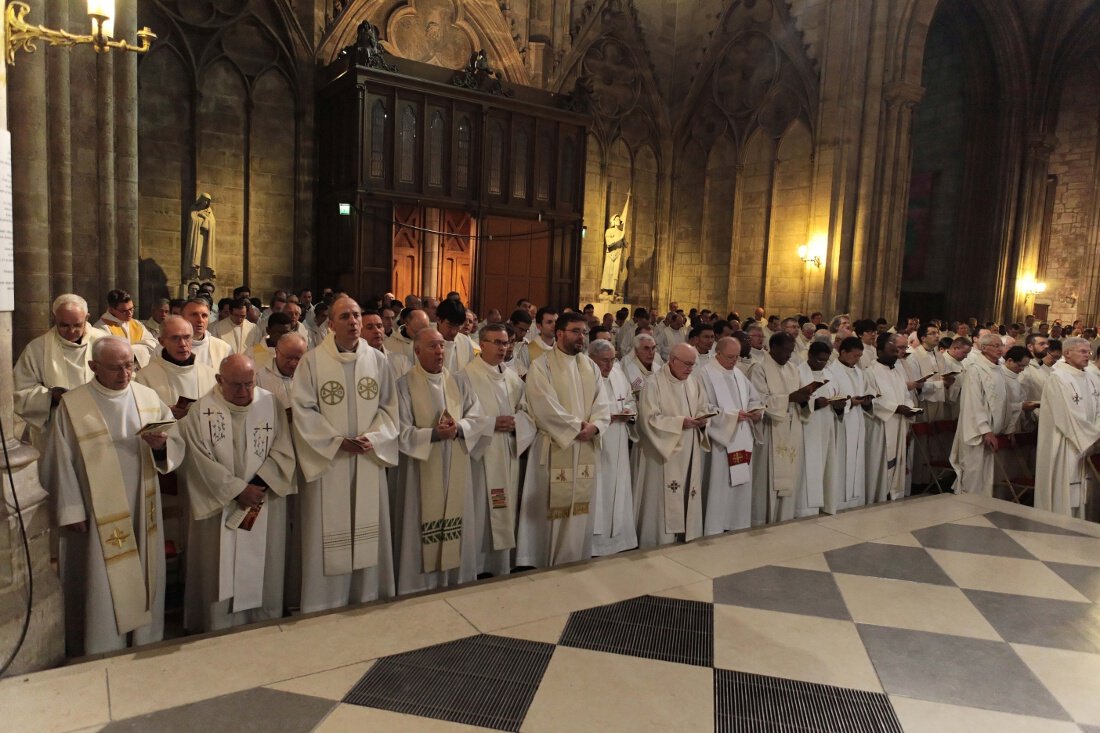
[563, 329, 588, 336]
[484, 339, 510, 347]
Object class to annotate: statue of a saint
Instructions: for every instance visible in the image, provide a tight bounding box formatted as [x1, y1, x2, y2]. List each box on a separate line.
[600, 192, 631, 296]
[182, 192, 216, 281]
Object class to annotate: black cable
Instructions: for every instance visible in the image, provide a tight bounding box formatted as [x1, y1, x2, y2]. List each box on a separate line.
[0, 413, 34, 677]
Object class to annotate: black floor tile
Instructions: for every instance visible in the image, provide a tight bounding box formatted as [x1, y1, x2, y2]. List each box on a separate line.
[558, 594, 713, 666]
[825, 542, 955, 586]
[714, 668, 903, 733]
[984, 511, 1090, 537]
[713, 565, 851, 620]
[343, 634, 554, 732]
[912, 523, 1036, 559]
[101, 687, 335, 733]
[964, 589, 1100, 653]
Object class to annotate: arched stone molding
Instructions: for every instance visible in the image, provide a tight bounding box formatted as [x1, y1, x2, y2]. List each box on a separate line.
[319, 0, 530, 85]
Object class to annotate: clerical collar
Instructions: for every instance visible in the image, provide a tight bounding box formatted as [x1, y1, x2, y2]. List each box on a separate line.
[90, 378, 128, 397]
[216, 386, 254, 414]
[877, 359, 897, 369]
[336, 340, 359, 353]
[161, 351, 196, 367]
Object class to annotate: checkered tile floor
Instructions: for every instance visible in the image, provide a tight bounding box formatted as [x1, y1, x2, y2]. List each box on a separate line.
[40, 502, 1100, 732]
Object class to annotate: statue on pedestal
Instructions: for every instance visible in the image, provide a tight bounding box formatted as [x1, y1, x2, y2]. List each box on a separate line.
[182, 192, 216, 283]
[600, 191, 631, 298]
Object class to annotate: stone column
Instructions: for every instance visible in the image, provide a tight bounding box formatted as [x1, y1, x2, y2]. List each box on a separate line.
[114, 0, 139, 296]
[97, 50, 118, 289]
[1008, 135, 1055, 319]
[421, 207, 440, 298]
[46, 0, 73, 297]
[0, 2, 65, 676]
[866, 81, 923, 321]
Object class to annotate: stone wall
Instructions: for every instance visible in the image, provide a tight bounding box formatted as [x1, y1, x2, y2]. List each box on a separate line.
[1043, 64, 1100, 325]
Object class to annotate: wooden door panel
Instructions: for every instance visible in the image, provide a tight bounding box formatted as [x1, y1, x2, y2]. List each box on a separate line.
[393, 204, 422, 299]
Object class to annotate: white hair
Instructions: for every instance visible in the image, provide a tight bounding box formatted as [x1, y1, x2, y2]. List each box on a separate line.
[1062, 336, 1089, 352]
[276, 332, 308, 349]
[588, 339, 615, 358]
[91, 335, 132, 360]
[52, 293, 88, 316]
[977, 333, 1003, 348]
[633, 334, 656, 349]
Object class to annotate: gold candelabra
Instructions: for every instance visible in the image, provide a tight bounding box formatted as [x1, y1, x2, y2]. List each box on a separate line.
[5, 1, 155, 65]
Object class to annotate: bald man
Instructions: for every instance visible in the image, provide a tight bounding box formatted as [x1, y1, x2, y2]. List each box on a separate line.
[178, 354, 296, 631]
[384, 308, 430, 363]
[291, 297, 400, 612]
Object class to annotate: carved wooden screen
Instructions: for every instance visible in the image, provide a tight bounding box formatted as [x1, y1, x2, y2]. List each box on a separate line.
[392, 204, 423, 299]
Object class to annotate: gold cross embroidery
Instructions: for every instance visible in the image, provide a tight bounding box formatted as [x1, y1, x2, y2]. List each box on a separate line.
[106, 527, 130, 549]
[556, 469, 568, 482]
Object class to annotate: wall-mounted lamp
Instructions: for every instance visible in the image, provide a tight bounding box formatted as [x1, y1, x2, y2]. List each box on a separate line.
[5, 0, 156, 66]
[1018, 275, 1047, 300]
[798, 234, 827, 269]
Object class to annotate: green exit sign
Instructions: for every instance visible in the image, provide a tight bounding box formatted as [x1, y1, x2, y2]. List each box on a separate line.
[338, 203, 352, 216]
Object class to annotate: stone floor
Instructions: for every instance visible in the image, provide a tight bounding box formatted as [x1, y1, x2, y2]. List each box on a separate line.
[5, 492, 1100, 732]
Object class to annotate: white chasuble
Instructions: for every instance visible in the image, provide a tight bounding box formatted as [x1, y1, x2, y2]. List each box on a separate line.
[634, 366, 710, 548]
[1035, 362, 1100, 517]
[699, 361, 762, 534]
[135, 357, 217, 408]
[179, 387, 294, 630]
[462, 356, 536, 573]
[45, 380, 182, 656]
[14, 325, 105, 451]
[290, 334, 398, 585]
[516, 347, 610, 567]
[749, 357, 810, 524]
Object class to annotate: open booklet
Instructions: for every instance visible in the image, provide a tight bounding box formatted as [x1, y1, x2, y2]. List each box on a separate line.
[138, 419, 176, 435]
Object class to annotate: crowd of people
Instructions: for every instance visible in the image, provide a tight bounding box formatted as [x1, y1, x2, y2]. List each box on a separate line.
[14, 282, 1100, 659]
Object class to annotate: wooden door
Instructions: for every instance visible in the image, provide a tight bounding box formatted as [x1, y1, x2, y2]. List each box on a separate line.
[392, 204, 422, 300]
[438, 209, 475, 304]
[479, 216, 551, 314]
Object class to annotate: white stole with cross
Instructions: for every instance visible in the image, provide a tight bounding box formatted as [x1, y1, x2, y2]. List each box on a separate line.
[197, 389, 276, 612]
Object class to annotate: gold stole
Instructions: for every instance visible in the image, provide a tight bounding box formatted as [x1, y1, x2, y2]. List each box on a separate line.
[545, 349, 597, 519]
[64, 384, 163, 635]
[104, 319, 141, 345]
[761, 358, 802, 497]
[465, 358, 518, 551]
[407, 365, 467, 573]
[315, 336, 382, 575]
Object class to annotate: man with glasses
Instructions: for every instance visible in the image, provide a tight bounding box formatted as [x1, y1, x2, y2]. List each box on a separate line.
[587, 338, 638, 556]
[463, 323, 535, 575]
[516, 312, 610, 567]
[634, 343, 711, 548]
[95, 289, 158, 368]
[44, 336, 182, 656]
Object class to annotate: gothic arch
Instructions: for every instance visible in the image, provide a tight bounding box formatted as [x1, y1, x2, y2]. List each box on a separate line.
[319, 0, 529, 85]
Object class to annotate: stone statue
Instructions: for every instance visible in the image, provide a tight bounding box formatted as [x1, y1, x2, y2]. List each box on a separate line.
[183, 192, 216, 281]
[600, 191, 631, 296]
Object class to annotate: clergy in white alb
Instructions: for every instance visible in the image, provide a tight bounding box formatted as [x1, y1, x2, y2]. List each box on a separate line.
[655, 313, 686, 361]
[1003, 346, 1039, 435]
[516, 313, 611, 567]
[394, 329, 490, 594]
[822, 337, 870, 513]
[1021, 334, 1055, 403]
[209, 298, 256, 354]
[634, 344, 711, 547]
[587, 339, 639, 556]
[797, 342, 842, 519]
[15, 294, 107, 453]
[697, 337, 763, 535]
[948, 334, 1009, 496]
[515, 307, 557, 374]
[748, 333, 814, 524]
[363, 309, 412, 378]
[615, 309, 648, 357]
[462, 324, 536, 574]
[1035, 338, 1100, 518]
[95, 289, 158, 368]
[436, 298, 480, 372]
[135, 316, 218, 416]
[383, 308, 428, 363]
[144, 298, 170, 338]
[622, 334, 664, 394]
[864, 333, 919, 502]
[42, 337, 182, 656]
[291, 298, 400, 612]
[178, 355, 296, 631]
[941, 337, 971, 420]
[180, 298, 233, 371]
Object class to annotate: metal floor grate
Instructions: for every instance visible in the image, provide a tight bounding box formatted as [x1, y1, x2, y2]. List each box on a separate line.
[558, 594, 713, 667]
[343, 634, 555, 732]
[715, 669, 903, 733]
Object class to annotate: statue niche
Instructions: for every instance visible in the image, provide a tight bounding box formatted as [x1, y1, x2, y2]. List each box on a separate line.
[600, 191, 631, 298]
[182, 192, 216, 282]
